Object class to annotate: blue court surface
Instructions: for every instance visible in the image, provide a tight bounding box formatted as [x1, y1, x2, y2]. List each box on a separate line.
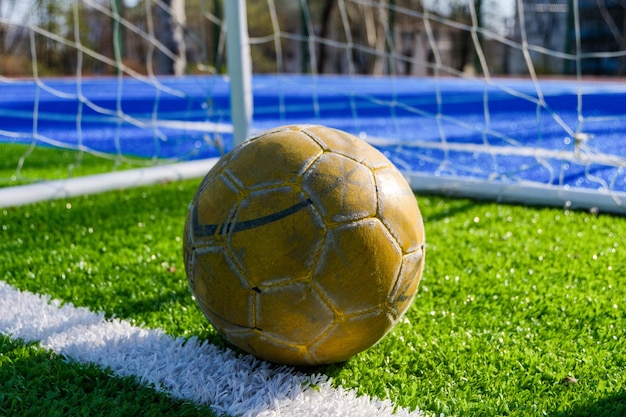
[1, 75, 625, 192]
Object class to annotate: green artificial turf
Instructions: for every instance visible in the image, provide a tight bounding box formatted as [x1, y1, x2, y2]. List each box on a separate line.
[0, 335, 215, 416]
[326, 198, 626, 417]
[1, 169, 625, 416]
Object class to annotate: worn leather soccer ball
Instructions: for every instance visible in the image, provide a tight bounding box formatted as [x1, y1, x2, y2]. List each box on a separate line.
[183, 124, 425, 366]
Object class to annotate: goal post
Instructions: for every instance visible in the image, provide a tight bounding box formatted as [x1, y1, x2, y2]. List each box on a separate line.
[224, 0, 253, 146]
[1, 0, 625, 214]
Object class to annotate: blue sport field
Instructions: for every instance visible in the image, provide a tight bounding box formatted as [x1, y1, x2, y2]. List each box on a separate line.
[2, 75, 626, 417]
[1, 74, 626, 193]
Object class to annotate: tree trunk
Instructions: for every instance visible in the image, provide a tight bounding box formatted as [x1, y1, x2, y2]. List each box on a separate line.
[317, 0, 335, 73]
[155, 0, 186, 75]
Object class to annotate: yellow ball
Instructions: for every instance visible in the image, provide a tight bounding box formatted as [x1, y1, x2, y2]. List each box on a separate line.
[183, 125, 425, 366]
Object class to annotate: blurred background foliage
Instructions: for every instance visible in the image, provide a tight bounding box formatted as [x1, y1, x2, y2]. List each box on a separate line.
[0, 0, 624, 77]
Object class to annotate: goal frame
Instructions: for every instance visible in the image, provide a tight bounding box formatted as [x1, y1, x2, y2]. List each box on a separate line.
[1, 0, 625, 215]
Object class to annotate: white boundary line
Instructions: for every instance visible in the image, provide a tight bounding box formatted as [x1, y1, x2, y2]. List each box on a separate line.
[0, 281, 431, 417]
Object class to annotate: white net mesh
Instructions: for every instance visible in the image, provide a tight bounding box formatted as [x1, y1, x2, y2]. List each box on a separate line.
[1, 0, 229, 190]
[1, 0, 626, 212]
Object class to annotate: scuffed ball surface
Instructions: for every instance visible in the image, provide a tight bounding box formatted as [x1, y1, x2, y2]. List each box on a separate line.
[183, 125, 425, 365]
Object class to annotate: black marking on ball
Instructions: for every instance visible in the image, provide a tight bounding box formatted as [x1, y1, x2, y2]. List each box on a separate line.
[252, 286, 262, 293]
[193, 198, 313, 237]
[395, 282, 412, 303]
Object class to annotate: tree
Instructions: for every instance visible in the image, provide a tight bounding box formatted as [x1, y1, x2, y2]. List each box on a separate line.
[596, 0, 626, 74]
[154, 0, 186, 75]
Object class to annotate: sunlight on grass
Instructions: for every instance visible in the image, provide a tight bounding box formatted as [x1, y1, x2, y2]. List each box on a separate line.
[1, 157, 625, 416]
[326, 197, 625, 416]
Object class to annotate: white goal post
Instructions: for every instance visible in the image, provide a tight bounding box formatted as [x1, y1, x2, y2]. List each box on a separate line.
[1, 0, 625, 214]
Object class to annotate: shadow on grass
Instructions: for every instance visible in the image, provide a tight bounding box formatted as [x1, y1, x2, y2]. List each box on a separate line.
[555, 392, 626, 417]
[109, 285, 193, 318]
[420, 197, 478, 223]
[0, 335, 217, 416]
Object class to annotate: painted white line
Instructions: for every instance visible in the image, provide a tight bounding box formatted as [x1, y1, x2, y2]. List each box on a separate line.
[0, 281, 431, 417]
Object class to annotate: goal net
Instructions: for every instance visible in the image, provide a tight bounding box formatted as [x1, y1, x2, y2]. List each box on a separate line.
[1, 0, 625, 213]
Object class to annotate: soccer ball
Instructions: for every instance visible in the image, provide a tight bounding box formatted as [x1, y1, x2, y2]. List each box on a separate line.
[183, 125, 425, 366]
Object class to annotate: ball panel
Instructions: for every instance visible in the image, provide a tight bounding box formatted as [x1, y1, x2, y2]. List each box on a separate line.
[375, 166, 424, 253]
[182, 228, 194, 284]
[248, 124, 305, 140]
[225, 130, 322, 190]
[308, 309, 393, 364]
[313, 218, 402, 315]
[204, 313, 255, 346]
[255, 282, 335, 345]
[302, 125, 392, 170]
[389, 248, 425, 319]
[192, 150, 234, 196]
[227, 330, 317, 366]
[191, 174, 242, 243]
[189, 247, 253, 329]
[229, 187, 325, 288]
[303, 152, 377, 224]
